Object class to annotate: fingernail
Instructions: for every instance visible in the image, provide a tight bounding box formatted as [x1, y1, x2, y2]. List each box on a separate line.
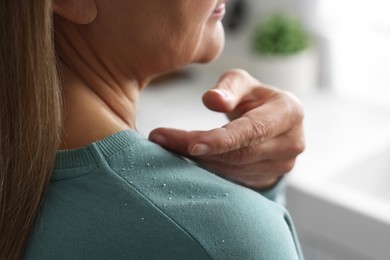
[150, 134, 167, 145]
[212, 89, 230, 99]
[191, 143, 210, 156]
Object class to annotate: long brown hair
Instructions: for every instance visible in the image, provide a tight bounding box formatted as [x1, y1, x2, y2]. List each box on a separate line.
[0, 1, 61, 259]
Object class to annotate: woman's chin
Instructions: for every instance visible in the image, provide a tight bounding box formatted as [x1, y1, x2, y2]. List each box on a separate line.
[196, 47, 223, 64]
[195, 27, 225, 63]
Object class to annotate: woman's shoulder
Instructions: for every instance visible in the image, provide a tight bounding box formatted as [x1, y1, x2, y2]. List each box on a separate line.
[106, 131, 302, 259]
[25, 130, 302, 259]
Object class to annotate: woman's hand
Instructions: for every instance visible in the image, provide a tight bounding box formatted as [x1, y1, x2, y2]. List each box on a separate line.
[149, 69, 305, 189]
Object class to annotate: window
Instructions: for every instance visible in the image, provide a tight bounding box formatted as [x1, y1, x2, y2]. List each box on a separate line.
[318, 0, 390, 106]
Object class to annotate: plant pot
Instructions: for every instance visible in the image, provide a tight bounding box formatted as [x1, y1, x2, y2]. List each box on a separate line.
[251, 48, 318, 96]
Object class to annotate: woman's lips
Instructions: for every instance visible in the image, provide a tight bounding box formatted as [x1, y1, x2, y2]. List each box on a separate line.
[212, 3, 226, 19]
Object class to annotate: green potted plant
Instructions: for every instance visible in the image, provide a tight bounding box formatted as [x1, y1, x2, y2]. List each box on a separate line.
[251, 13, 318, 96]
[253, 13, 309, 55]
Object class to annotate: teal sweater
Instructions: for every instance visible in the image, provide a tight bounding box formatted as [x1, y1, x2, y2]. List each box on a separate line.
[24, 130, 303, 260]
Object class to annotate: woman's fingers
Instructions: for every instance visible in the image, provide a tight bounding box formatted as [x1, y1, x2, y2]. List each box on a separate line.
[202, 69, 257, 113]
[194, 157, 296, 189]
[149, 128, 196, 156]
[195, 134, 304, 165]
[149, 69, 305, 189]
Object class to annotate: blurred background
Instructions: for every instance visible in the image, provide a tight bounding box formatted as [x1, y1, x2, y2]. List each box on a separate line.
[137, 1, 390, 259]
[222, 0, 390, 105]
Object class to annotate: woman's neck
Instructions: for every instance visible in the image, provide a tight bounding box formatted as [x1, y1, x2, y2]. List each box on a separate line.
[59, 63, 144, 150]
[54, 17, 152, 150]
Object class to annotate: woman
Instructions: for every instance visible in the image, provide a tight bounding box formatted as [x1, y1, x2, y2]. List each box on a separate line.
[0, 0, 304, 259]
